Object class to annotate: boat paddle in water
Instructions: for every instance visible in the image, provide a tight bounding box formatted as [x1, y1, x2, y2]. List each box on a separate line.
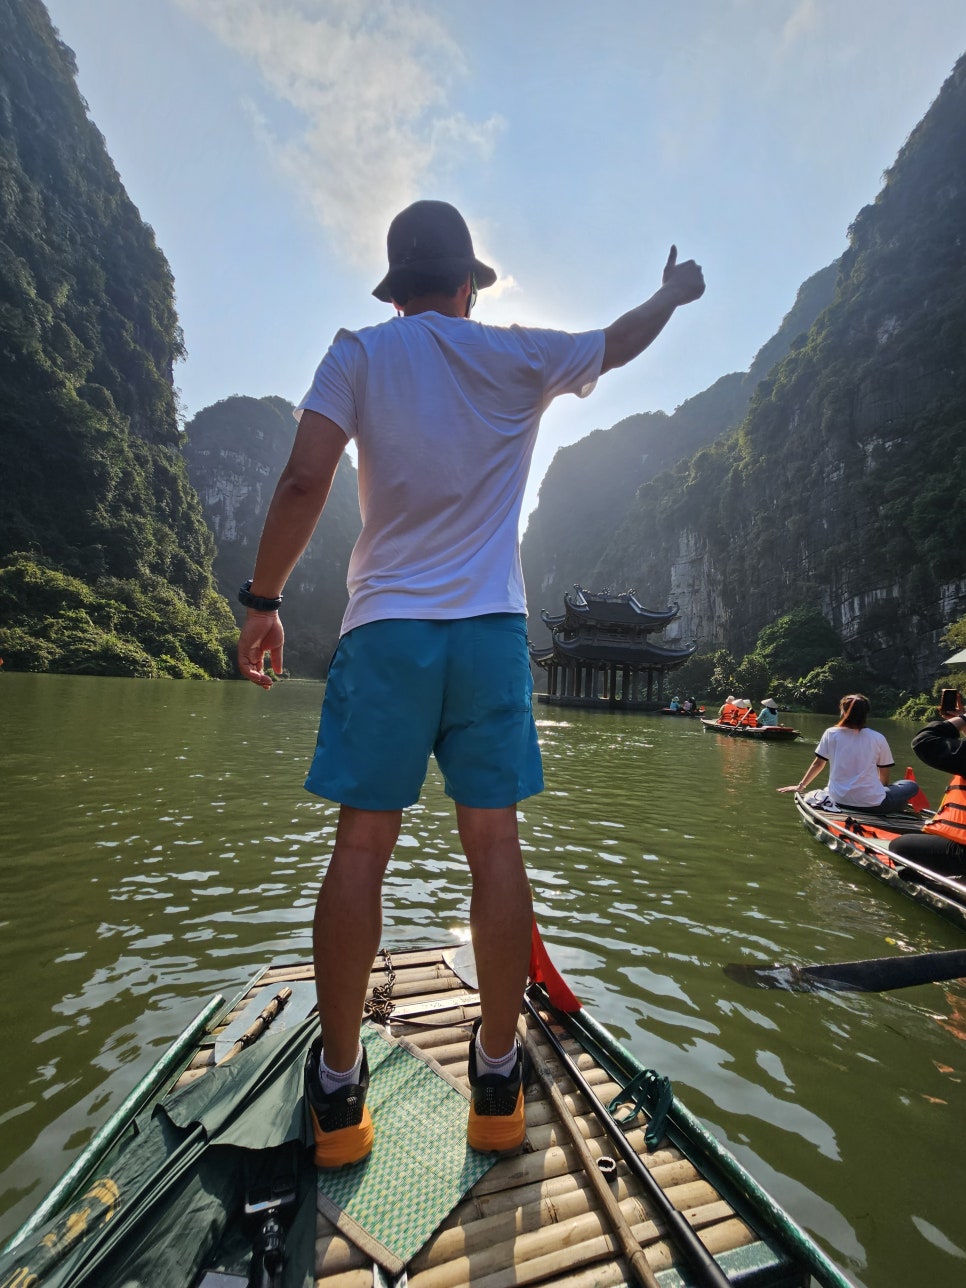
[725, 947, 966, 993]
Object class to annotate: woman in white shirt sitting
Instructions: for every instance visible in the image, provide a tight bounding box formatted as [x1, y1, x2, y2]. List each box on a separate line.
[778, 693, 919, 815]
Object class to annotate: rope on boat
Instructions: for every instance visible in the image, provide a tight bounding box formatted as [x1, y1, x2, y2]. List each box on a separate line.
[608, 1068, 674, 1151]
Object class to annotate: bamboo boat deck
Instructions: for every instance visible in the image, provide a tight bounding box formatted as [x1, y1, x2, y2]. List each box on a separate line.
[174, 947, 818, 1287]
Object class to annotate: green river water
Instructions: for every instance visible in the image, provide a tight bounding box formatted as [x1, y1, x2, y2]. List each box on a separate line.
[1, 672, 964, 1286]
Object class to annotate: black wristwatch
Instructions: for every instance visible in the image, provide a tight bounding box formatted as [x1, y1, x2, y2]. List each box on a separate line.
[238, 580, 283, 612]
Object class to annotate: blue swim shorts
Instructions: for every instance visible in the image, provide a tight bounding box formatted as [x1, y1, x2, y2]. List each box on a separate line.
[304, 614, 544, 810]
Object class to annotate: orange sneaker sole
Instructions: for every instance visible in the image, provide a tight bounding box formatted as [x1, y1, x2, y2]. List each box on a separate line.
[467, 1087, 526, 1153]
[310, 1105, 374, 1168]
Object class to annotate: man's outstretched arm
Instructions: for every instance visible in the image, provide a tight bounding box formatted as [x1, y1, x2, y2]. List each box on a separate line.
[601, 246, 705, 373]
[237, 410, 348, 687]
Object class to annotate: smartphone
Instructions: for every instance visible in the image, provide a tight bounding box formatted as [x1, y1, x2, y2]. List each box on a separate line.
[939, 688, 961, 715]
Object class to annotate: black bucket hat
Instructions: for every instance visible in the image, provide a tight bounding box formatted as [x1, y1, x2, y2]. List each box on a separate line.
[372, 200, 497, 303]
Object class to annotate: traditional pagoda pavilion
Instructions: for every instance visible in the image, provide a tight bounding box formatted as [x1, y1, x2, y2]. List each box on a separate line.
[529, 585, 696, 710]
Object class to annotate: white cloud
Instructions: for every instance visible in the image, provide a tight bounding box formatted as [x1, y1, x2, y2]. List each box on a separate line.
[175, 0, 503, 269]
[778, 0, 826, 55]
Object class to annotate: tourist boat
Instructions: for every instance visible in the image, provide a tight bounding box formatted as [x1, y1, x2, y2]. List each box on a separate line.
[658, 705, 705, 718]
[700, 718, 800, 741]
[0, 941, 851, 1288]
[795, 792, 966, 931]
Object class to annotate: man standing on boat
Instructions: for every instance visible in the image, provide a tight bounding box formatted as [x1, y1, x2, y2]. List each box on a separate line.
[237, 200, 705, 1167]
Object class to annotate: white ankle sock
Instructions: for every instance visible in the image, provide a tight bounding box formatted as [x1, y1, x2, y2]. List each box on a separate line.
[475, 1033, 517, 1078]
[319, 1045, 363, 1093]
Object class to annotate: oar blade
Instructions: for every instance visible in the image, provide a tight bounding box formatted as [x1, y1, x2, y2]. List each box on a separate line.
[723, 962, 818, 993]
[726, 949, 966, 993]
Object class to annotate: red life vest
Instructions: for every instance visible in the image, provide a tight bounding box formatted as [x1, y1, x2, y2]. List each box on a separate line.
[924, 775, 966, 846]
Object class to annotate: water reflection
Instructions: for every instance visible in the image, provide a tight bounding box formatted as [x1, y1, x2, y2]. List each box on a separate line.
[1, 676, 965, 1284]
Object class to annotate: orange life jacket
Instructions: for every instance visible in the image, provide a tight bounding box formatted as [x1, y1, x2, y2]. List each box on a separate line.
[923, 775, 966, 846]
[720, 703, 741, 723]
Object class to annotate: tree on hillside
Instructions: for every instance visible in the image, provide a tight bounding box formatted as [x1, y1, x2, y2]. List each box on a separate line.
[755, 609, 843, 679]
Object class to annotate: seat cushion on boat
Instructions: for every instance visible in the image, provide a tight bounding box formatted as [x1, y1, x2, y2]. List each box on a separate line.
[315, 1022, 496, 1274]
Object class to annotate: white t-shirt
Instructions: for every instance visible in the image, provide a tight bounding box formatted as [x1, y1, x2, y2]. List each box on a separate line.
[814, 726, 895, 807]
[298, 312, 605, 635]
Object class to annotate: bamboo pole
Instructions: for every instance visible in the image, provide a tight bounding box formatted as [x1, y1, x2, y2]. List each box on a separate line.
[409, 1204, 754, 1288]
[313, 1268, 373, 1288]
[524, 996, 733, 1288]
[524, 1027, 661, 1288]
[410, 1182, 640, 1271]
[314, 1231, 370, 1276]
[216, 986, 292, 1065]
[441, 1169, 629, 1226]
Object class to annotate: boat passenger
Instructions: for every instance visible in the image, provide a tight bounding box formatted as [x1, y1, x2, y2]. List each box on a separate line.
[718, 695, 740, 723]
[236, 199, 706, 1168]
[669, 695, 681, 711]
[888, 692, 966, 874]
[757, 698, 779, 727]
[777, 693, 919, 814]
[735, 698, 757, 726]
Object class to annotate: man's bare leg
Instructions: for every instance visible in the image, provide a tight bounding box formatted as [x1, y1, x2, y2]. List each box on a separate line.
[457, 803, 533, 1059]
[313, 805, 401, 1072]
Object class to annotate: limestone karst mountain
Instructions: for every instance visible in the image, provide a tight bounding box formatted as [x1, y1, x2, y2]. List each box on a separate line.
[182, 395, 361, 677]
[523, 55, 966, 689]
[0, 0, 234, 676]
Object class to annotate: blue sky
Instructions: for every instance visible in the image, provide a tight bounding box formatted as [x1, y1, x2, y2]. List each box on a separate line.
[42, 0, 966, 522]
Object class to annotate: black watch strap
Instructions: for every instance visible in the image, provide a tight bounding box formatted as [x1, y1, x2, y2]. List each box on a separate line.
[238, 580, 283, 612]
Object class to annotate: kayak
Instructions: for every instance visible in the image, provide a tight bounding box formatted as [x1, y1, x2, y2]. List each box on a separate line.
[794, 792, 966, 931]
[0, 942, 852, 1288]
[701, 718, 800, 741]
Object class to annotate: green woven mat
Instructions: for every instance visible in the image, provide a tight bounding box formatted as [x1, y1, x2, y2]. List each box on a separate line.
[315, 1023, 497, 1273]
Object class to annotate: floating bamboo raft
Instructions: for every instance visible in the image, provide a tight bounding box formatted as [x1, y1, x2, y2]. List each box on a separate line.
[168, 946, 846, 1288]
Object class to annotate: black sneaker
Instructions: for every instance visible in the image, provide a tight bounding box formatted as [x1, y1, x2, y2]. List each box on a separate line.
[466, 1017, 529, 1153]
[304, 1036, 374, 1168]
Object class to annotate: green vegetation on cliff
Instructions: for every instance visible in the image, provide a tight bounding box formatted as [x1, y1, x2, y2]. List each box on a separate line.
[0, 0, 235, 676]
[522, 263, 838, 618]
[580, 54, 966, 689]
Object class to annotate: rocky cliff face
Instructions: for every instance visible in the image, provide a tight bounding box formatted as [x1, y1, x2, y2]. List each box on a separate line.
[0, 0, 235, 677]
[521, 265, 837, 625]
[183, 395, 361, 677]
[524, 55, 966, 690]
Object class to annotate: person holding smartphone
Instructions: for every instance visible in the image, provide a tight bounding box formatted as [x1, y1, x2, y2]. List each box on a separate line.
[888, 689, 966, 873]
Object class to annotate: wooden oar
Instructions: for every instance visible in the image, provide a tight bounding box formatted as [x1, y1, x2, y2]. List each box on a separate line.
[724, 949, 966, 993]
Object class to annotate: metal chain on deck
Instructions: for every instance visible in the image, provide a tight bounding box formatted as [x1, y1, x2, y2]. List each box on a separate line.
[364, 948, 396, 1024]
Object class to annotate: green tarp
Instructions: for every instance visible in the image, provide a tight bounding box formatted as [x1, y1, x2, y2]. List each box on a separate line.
[1, 1016, 495, 1288]
[0, 1016, 321, 1288]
